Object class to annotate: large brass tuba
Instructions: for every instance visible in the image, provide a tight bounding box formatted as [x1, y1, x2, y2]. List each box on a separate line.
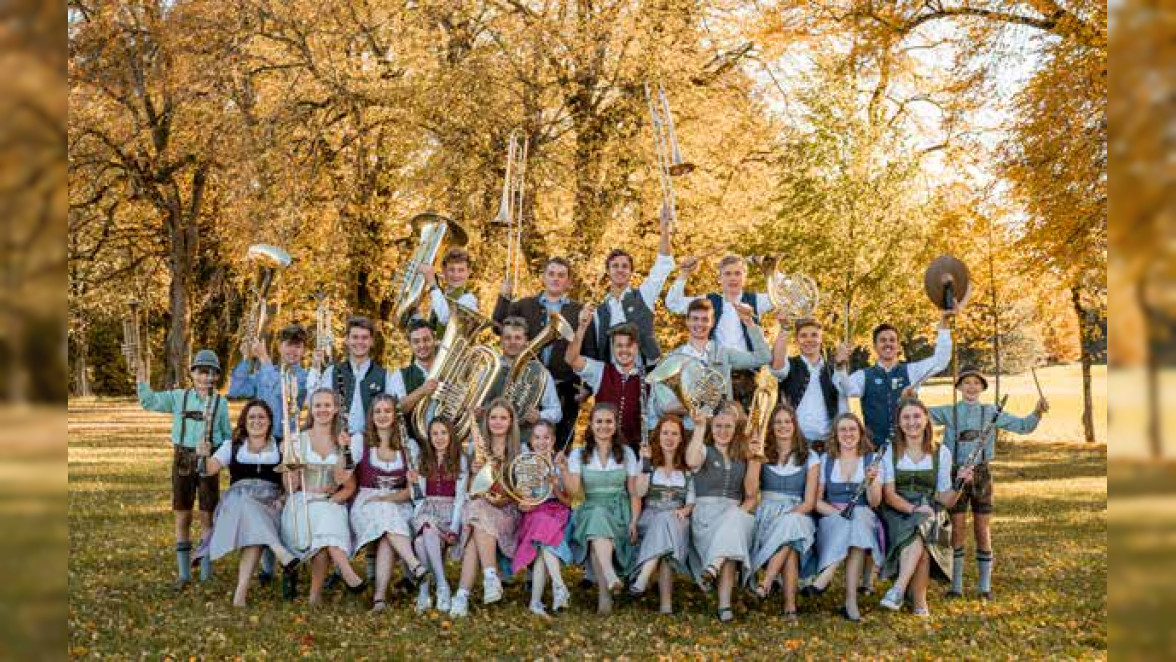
[241, 244, 293, 373]
[743, 366, 778, 462]
[501, 313, 575, 418]
[410, 300, 501, 441]
[646, 354, 726, 418]
[392, 213, 469, 329]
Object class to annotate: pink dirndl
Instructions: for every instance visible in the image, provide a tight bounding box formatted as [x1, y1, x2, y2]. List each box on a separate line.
[511, 500, 571, 574]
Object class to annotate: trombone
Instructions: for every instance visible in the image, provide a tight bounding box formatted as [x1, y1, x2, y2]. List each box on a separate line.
[276, 364, 312, 553]
[120, 298, 147, 380]
[644, 81, 694, 232]
[492, 129, 529, 293]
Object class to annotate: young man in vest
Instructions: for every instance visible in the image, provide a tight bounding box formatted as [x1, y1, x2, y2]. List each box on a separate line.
[492, 256, 586, 448]
[491, 317, 562, 444]
[930, 366, 1049, 601]
[137, 349, 232, 589]
[665, 254, 774, 407]
[227, 324, 309, 597]
[768, 314, 842, 454]
[307, 316, 390, 437]
[589, 207, 675, 369]
[648, 298, 771, 431]
[421, 246, 479, 330]
[387, 318, 441, 429]
[833, 314, 955, 447]
[566, 307, 647, 453]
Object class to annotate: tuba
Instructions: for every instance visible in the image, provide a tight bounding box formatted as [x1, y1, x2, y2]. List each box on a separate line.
[410, 300, 501, 442]
[753, 255, 820, 322]
[501, 313, 575, 418]
[240, 244, 293, 373]
[743, 366, 778, 462]
[646, 354, 726, 418]
[392, 213, 469, 329]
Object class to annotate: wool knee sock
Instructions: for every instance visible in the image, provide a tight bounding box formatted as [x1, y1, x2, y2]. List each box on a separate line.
[977, 549, 994, 593]
[176, 542, 192, 582]
[199, 552, 213, 581]
[424, 531, 449, 593]
[951, 547, 966, 593]
[531, 558, 548, 605]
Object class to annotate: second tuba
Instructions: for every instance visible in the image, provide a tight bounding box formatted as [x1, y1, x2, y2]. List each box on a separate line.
[501, 313, 575, 418]
[392, 213, 468, 329]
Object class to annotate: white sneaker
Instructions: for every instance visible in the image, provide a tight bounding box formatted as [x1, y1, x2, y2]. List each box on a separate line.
[482, 572, 503, 604]
[528, 600, 549, 616]
[415, 584, 432, 613]
[551, 584, 571, 612]
[879, 587, 903, 611]
[435, 585, 452, 612]
[449, 590, 469, 617]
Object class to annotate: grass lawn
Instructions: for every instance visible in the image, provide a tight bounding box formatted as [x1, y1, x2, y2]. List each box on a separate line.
[68, 395, 1106, 659]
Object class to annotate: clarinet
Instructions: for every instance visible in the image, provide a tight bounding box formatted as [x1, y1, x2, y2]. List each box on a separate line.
[334, 365, 355, 470]
[197, 390, 216, 476]
[638, 352, 652, 473]
[396, 401, 424, 500]
[840, 376, 904, 520]
[952, 394, 1009, 491]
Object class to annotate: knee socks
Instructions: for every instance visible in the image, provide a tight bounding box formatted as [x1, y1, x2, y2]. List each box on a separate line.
[541, 547, 566, 591]
[977, 549, 993, 593]
[422, 530, 450, 593]
[176, 542, 192, 582]
[951, 547, 966, 593]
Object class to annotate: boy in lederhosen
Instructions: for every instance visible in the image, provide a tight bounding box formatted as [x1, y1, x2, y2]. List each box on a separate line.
[930, 366, 1048, 600]
[137, 349, 233, 589]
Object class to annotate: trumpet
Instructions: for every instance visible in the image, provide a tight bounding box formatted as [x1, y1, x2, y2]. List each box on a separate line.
[492, 130, 529, 293]
[313, 290, 334, 366]
[645, 81, 693, 232]
[120, 299, 147, 380]
[275, 365, 312, 553]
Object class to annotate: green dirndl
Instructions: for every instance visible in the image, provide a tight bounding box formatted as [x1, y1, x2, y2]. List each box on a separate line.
[880, 448, 953, 582]
[569, 467, 633, 576]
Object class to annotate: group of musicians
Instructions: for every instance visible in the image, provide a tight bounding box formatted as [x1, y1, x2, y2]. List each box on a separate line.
[135, 212, 1051, 623]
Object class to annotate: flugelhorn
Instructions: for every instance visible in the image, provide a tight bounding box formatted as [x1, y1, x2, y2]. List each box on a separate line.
[241, 244, 293, 373]
[492, 130, 529, 293]
[645, 81, 693, 232]
[392, 213, 469, 329]
[120, 299, 146, 380]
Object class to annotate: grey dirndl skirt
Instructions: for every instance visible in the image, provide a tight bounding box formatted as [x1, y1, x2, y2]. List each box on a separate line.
[688, 496, 754, 585]
[747, 492, 816, 585]
[631, 505, 691, 576]
[207, 478, 296, 567]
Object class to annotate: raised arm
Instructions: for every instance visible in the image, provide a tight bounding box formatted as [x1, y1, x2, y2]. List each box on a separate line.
[769, 317, 791, 375]
[664, 257, 700, 315]
[685, 412, 709, 470]
[565, 304, 595, 374]
[908, 321, 953, 386]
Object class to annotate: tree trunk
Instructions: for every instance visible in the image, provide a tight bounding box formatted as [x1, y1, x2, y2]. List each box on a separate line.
[1070, 283, 1097, 444]
[1138, 278, 1164, 459]
[166, 213, 193, 388]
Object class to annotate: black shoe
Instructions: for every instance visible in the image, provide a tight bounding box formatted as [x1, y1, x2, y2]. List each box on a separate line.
[858, 584, 874, 595]
[840, 606, 861, 623]
[324, 569, 341, 590]
[579, 578, 594, 591]
[258, 571, 274, 586]
[979, 591, 993, 602]
[407, 562, 429, 587]
[281, 566, 299, 601]
[347, 578, 369, 595]
[945, 590, 964, 600]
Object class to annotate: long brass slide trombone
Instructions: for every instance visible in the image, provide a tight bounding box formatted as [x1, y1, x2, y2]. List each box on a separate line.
[492, 129, 530, 291]
[644, 82, 693, 232]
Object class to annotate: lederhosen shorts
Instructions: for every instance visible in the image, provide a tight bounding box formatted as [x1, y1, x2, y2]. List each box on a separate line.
[950, 463, 993, 515]
[170, 390, 221, 513]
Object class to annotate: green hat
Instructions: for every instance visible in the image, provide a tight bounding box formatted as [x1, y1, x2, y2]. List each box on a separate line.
[955, 366, 988, 390]
[190, 349, 222, 373]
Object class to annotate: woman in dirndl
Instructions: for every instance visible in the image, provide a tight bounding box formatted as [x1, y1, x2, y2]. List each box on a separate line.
[811, 412, 883, 622]
[348, 393, 429, 612]
[448, 397, 522, 617]
[685, 402, 759, 623]
[746, 404, 819, 621]
[411, 416, 468, 614]
[628, 414, 694, 614]
[877, 398, 973, 616]
[201, 399, 296, 606]
[566, 402, 642, 614]
[512, 419, 573, 616]
[280, 388, 366, 605]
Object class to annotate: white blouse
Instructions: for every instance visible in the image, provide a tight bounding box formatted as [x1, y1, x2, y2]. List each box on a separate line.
[881, 445, 954, 492]
[766, 453, 821, 477]
[212, 439, 281, 466]
[568, 445, 641, 476]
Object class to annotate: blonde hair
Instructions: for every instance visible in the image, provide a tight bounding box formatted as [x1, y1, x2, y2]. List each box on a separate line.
[479, 397, 521, 464]
[707, 400, 750, 461]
